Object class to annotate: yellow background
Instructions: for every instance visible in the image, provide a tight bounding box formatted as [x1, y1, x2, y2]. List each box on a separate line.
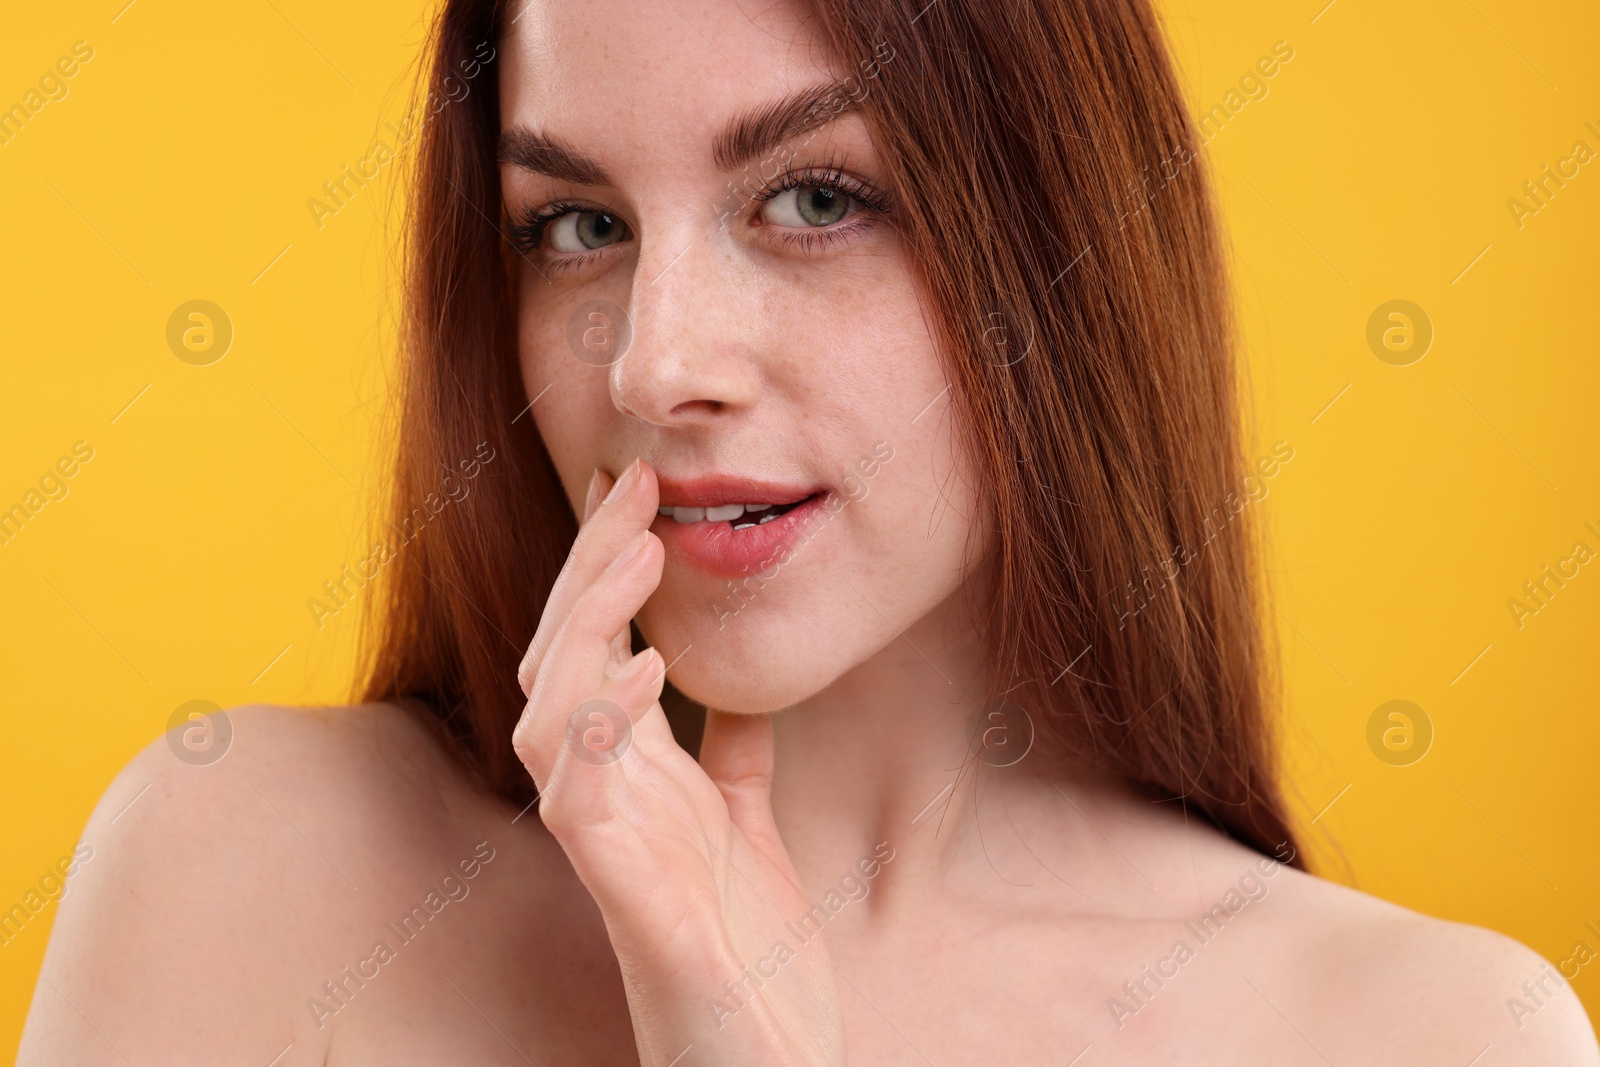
[1, 0, 1596, 1054]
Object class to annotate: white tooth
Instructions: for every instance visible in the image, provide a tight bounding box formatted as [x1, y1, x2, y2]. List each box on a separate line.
[671, 507, 706, 523]
[757, 511, 780, 525]
[705, 504, 744, 521]
[745, 503, 768, 513]
[658, 507, 672, 516]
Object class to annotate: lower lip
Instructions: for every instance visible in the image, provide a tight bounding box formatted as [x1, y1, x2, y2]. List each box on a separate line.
[651, 494, 831, 578]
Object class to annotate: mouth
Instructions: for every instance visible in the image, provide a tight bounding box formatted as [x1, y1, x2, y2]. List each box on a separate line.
[657, 495, 820, 531]
[649, 475, 832, 578]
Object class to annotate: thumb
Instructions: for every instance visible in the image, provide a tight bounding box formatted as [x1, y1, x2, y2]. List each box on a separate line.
[698, 710, 788, 860]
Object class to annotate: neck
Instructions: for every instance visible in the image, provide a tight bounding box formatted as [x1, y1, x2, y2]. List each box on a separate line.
[767, 588, 1136, 927]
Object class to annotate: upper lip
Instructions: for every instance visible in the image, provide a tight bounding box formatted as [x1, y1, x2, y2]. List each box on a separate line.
[653, 473, 820, 509]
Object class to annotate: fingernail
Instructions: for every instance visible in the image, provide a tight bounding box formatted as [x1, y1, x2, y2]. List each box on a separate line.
[617, 647, 657, 680]
[602, 458, 642, 506]
[583, 469, 603, 522]
[605, 530, 650, 571]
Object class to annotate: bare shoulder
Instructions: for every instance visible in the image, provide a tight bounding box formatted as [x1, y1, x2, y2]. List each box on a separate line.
[18, 702, 575, 1066]
[1238, 860, 1599, 1065]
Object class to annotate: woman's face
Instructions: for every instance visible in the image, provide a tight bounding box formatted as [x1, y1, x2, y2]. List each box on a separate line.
[500, 0, 986, 712]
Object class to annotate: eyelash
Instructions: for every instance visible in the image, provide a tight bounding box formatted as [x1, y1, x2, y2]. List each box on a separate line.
[504, 199, 591, 263]
[501, 158, 894, 268]
[748, 159, 894, 254]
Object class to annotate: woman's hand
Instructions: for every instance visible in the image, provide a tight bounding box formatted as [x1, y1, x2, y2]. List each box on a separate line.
[511, 458, 847, 1067]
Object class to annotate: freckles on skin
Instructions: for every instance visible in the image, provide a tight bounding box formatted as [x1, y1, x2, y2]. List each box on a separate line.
[499, 0, 988, 712]
[635, 287, 976, 711]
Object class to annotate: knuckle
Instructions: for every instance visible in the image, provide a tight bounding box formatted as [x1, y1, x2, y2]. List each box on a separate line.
[536, 789, 577, 836]
[510, 714, 541, 768]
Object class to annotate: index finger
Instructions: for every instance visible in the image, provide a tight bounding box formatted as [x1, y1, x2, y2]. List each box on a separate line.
[516, 457, 661, 697]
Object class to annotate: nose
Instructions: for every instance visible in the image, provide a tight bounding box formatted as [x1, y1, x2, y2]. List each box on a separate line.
[608, 237, 761, 428]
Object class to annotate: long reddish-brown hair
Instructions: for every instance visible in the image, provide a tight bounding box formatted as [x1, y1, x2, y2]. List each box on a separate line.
[359, 0, 1305, 866]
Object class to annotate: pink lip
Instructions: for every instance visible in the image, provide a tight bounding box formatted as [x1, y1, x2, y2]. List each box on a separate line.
[654, 474, 818, 509]
[651, 473, 830, 579]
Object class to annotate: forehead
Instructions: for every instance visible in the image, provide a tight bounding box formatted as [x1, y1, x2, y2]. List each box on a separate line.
[500, 0, 834, 159]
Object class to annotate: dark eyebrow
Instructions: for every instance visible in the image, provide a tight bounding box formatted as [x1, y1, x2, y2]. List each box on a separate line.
[496, 80, 858, 187]
[497, 129, 612, 186]
[713, 81, 858, 172]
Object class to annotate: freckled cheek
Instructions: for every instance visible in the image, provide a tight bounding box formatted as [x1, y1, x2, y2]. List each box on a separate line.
[519, 307, 614, 411]
[836, 470, 969, 597]
[520, 322, 617, 494]
[519, 325, 555, 391]
[518, 299, 571, 381]
[528, 403, 594, 510]
[757, 281, 934, 417]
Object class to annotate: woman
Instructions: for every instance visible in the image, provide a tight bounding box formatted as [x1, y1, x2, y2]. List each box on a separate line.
[22, 0, 1598, 1062]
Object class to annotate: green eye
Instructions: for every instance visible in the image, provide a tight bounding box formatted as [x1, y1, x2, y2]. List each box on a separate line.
[763, 185, 853, 228]
[549, 210, 629, 252]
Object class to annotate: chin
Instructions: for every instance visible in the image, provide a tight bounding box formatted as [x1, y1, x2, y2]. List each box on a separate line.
[636, 590, 864, 714]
